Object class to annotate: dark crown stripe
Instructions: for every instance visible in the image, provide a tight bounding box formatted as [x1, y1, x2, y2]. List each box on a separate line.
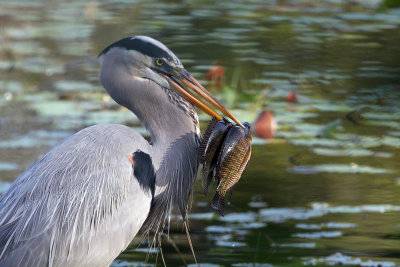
[98, 36, 178, 65]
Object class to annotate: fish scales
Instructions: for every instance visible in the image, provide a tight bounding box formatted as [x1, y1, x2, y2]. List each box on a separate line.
[216, 131, 246, 188]
[213, 145, 251, 214]
[212, 123, 252, 215]
[198, 117, 218, 163]
[217, 138, 249, 191]
[199, 119, 232, 194]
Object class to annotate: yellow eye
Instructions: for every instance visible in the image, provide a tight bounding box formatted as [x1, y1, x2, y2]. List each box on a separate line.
[156, 59, 164, 66]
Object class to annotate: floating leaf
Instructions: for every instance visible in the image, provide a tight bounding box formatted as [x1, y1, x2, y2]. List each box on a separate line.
[292, 231, 342, 239]
[205, 226, 233, 233]
[216, 240, 246, 247]
[55, 80, 96, 92]
[311, 147, 393, 158]
[232, 263, 274, 267]
[259, 204, 400, 224]
[296, 222, 356, 229]
[275, 243, 316, 248]
[0, 162, 19, 171]
[288, 164, 391, 174]
[189, 212, 215, 220]
[219, 212, 257, 223]
[303, 252, 396, 266]
[133, 248, 159, 254]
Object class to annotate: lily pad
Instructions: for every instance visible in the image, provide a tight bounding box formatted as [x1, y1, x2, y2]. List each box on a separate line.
[311, 147, 393, 157]
[296, 222, 356, 229]
[0, 162, 19, 171]
[55, 80, 96, 92]
[292, 231, 342, 239]
[303, 252, 396, 266]
[219, 212, 257, 223]
[205, 226, 233, 233]
[189, 212, 215, 220]
[276, 242, 316, 248]
[288, 164, 391, 174]
[215, 240, 246, 248]
[133, 248, 158, 254]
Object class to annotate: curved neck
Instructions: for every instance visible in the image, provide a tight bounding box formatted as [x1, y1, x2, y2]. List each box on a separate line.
[100, 52, 199, 156]
[100, 49, 201, 236]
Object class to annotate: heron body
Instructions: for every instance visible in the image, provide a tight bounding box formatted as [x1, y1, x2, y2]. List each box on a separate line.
[0, 125, 153, 266]
[0, 36, 240, 266]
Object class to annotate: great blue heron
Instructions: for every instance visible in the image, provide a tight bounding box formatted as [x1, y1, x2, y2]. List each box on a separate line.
[0, 36, 241, 266]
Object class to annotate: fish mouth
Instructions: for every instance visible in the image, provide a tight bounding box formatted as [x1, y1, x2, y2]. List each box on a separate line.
[161, 68, 243, 128]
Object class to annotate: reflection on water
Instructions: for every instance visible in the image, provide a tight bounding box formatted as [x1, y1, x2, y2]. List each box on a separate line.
[0, 0, 400, 266]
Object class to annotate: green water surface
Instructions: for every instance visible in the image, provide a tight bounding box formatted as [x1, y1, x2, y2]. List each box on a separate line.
[0, 0, 399, 266]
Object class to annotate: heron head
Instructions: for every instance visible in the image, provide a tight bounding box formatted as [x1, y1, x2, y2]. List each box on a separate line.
[99, 36, 242, 127]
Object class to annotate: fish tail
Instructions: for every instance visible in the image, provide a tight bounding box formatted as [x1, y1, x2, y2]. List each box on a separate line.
[211, 192, 225, 216]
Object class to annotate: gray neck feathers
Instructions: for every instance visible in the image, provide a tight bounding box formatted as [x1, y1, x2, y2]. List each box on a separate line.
[142, 132, 200, 237]
[100, 49, 199, 147]
[100, 49, 201, 237]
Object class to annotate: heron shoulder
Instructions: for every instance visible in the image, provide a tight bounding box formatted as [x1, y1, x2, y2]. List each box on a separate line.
[72, 124, 151, 152]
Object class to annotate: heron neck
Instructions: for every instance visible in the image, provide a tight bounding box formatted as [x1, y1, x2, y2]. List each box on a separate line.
[101, 66, 199, 151]
[114, 78, 200, 233]
[100, 50, 200, 235]
[126, 85, 199, 163]
[128, 86, 201, 232]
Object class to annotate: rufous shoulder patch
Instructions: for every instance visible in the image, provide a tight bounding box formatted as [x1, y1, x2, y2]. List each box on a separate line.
[126, 154, 134, 166]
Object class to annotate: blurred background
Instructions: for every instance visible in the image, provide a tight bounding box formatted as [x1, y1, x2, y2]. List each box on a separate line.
[0, 0, 400, 266]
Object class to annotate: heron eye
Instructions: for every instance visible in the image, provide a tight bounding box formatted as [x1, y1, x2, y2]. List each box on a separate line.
[156, 59, 164, 66]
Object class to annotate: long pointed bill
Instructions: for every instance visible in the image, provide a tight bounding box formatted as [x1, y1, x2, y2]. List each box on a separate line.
[161, 70, 244, 128]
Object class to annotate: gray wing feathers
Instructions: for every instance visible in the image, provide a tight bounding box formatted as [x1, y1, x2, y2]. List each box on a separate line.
[0, 124, 152, 267]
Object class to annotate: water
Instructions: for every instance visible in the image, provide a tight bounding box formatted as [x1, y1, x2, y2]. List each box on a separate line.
[0, 0, 400, 266]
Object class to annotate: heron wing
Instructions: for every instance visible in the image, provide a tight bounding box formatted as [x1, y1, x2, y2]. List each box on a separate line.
[0, 124, 153, 267]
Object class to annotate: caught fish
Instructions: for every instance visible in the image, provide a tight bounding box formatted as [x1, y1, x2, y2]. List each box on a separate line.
[212, 122, 252, 215]
[198, 117, 232, 194]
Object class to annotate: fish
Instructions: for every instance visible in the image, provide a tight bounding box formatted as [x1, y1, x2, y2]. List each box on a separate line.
[211, 122, 252, 216]
[198, 117, 218, 163]
[198, 117, 232, 194]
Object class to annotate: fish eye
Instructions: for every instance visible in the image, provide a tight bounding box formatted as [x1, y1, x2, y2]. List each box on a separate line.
[156, 59, 164, 66]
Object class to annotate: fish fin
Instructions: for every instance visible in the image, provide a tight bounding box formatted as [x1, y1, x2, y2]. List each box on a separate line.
[242, 144, 252, 171]
[227, 184, 237, 201]
[198, 117, 219, 163]
[214, 138, 225, 183]
[202, 163, 217, 195]
[201, 164, 209, 195]
[242, 148, 252, 172]
[202, 152, 220, 196]
[211, 192, 225, 216]
[243, 161, 250, 172]
[201, 166, 212, 195]
[207, 168, 215, 195]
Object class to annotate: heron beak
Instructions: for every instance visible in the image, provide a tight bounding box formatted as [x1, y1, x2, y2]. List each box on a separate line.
[161, 69, 244, 128]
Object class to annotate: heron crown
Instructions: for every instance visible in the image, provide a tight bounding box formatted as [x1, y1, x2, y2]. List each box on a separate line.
[99, 36, 182, 67]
